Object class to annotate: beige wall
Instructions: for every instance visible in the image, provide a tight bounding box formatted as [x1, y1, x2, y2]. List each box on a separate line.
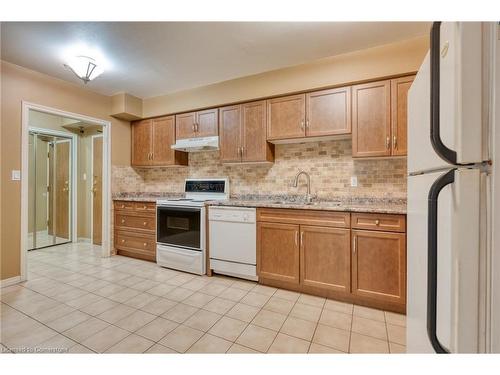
[1, 61, 131, 280]
[143, 36, 428, 117]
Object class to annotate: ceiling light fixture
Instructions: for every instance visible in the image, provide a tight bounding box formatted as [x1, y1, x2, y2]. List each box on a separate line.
[64, 55, 104, 84]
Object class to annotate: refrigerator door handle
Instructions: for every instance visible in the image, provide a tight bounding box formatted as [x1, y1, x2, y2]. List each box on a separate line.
[430, 22, 458, 165]
[427, 168, 455, 354]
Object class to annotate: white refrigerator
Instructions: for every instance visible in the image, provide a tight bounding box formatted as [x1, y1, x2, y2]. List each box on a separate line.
[407, 22, 498, 353]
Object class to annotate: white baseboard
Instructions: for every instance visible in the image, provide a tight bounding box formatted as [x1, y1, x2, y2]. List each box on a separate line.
[1, 276, 22, 288]
[77, 237, 91, 243]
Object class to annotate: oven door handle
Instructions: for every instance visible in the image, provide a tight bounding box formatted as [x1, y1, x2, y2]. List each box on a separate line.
[156, 206, 202, 213]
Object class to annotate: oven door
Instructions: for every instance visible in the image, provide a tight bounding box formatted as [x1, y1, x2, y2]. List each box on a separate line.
[156, 206, 202, 250]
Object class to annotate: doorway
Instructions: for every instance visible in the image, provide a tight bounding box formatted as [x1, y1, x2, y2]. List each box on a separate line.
[28, 130, 74, 250]
[21, 102, 112, 281]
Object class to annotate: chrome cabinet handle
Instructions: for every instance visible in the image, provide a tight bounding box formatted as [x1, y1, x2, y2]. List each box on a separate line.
[300, 120, 305, 131]
[121, 239, 125, 243]
[143, 221, 147, 226]
[143, 243, 147, 247]
[121, 219, 125, 224]
[393, 135, 397, 150]
[375, 219, 380, 226]
[386, 136, 390, 149]
[353, 236, 357, 254]
[295, 231, 299, 246]
[300, 231, 304, 246]
[192, 123, 195, 132]
[305, 120, 309, 129]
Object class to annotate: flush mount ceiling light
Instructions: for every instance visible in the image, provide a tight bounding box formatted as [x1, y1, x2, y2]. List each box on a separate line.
[64, 55, 104, 84]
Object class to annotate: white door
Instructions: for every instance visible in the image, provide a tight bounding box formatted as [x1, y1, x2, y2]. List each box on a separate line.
[408, 22, 486, 174]
[407, 168, 482, 353]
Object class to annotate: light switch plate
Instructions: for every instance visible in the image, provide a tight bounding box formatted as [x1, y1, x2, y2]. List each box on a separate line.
[11, 170, 21, 181]
[350, 176, 358, 187]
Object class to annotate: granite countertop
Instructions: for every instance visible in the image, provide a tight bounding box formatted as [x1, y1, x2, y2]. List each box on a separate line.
[113, 192, 406, 214]
[208, 195, 406, 214]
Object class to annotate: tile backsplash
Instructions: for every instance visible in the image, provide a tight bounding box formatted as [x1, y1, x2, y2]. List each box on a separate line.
[112, 139, 407, 199]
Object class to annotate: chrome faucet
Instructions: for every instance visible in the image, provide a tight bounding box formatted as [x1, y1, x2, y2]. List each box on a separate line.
[292, 171, 312, 203]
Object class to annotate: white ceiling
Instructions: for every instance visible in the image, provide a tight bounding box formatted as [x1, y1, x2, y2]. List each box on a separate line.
[1, 22, 430, 98]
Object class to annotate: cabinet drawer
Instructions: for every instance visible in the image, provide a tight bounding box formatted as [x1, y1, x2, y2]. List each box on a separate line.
[114, 200, 135, 211]
[134, 201, 156, 213]
[351, 213, 405, 233]
[115, 231, 156, 253]
[257, 208, 350, 228]
[115, 214, 156, 232]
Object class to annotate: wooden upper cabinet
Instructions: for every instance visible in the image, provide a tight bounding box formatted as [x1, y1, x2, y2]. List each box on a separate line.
[352, 80, 391, 157]
[151, 116, 187, 166]
[351, 229, 406, 305]
[306, 87, 351, 137]
[257, 222, 300, 284]
[267, 94, 306, 140]
[132, 119, 153, 166]
[219, 105, 242, 163]
[219, 101, 274, 164]
[175, 109, 218, 139]
[175, 112, 196, 140]
[300, 226, 351, 293]
[391, 75, 415, 156]
[132, 116, 187, 167]
[196, 108, 219, 138]
[242, 101, 274, 163]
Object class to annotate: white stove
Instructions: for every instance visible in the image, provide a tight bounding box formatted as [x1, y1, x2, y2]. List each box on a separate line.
[156, 178, 229, 275]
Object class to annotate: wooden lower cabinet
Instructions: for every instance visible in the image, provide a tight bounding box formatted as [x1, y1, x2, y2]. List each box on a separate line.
[300, 226, 350, 293]
[256, 208, 407, 313]
[351, 229, 406, 305]
[257, 222, 300, 285]
[114, 200, 156, 262]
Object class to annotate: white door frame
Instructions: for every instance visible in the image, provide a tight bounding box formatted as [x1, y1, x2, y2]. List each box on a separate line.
[21, 101, 112, 282]
[90, 134, 103, 244]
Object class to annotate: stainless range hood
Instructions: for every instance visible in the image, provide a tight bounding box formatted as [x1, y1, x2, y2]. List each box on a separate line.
[171, 136, 219, 152]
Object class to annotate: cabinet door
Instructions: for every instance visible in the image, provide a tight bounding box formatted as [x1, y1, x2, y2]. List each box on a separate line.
[219, 105, 242, 163]
[257, 222, 300, 284]
[300, 226, 351, 293]
[351, 230, 406, 304]
[175, 112, 196, 140]
[352, 80, 391, 157]
[267, 94, 306, 140]
[306, 87, 351, 137]
[151, 116, 175, 166]
[131, 119, 152, 166]
[242, 100, 273, 162]
[391, 75, 415, 156]
[196, 108, 219, 137]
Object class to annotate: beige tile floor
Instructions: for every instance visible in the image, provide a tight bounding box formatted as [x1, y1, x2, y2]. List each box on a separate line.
[0, 242, 406, 354]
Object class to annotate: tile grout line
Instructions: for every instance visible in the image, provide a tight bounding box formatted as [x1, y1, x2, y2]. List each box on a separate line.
[8, 244, 405, 354]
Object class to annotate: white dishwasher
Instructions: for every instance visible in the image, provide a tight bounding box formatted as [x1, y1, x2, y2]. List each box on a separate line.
[208, 206, 257, 281]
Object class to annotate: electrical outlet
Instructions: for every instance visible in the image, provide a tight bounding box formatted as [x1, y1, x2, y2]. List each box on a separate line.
[350, 176, 358, 187]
